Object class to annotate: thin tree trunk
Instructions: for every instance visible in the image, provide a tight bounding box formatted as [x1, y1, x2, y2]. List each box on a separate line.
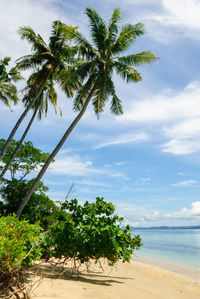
[0, 72, 50, 161]
[17, 85, 97, 216]
[0, 107, 38, 181]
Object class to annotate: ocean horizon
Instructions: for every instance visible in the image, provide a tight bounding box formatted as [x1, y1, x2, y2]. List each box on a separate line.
[133, 227, 200, 274]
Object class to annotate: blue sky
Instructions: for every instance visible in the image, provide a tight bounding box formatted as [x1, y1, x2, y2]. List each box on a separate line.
[1, 0, 200, 226]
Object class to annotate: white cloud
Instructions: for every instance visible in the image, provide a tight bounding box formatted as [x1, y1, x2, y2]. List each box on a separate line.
[144, 210, 161, 221]
[47, 154, 99, 176]
[164, 201, 200, 220]
[115, 202, 147, 225]
[144, 201, 200, 221]
[162, 138, 200, 155]
[136, 177, 152, 185]
[161, 0, 200, 31]
[46, 151, 130, 182]
[120, 82, 200, 123]
[162, 118, 200, 155]
[115, 161, 127, 166]
[178, 172, 193, 176]
[171, 180, 197, 187]
[109, 171, 130, 181]
[119, 81, 200, 156]
[94, 132, 150, 149]
[114, 200, 200, 226]
[164, 118, 200, 138]
[0, 0, 65, 60]
[141, 0, 200, 42]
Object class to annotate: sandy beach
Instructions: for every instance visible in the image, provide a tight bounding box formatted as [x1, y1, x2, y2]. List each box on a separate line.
[30, 258, 200, 299]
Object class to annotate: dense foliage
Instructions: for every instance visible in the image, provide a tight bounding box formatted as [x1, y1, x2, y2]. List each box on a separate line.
[0, 179, 67, 229]
[0, 138, 50, 180]
[0, 139, 67, 229]
[42, 197, 142, 266]
[0, 7, 152, 297]
[0, 215, 43, 296]
[0, 215, 42, 270]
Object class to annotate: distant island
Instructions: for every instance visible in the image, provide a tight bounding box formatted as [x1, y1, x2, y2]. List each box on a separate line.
[132, 225, 200, 230]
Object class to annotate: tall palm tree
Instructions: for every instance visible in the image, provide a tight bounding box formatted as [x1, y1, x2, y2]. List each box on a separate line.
[0, 21, 80, 161]
[0, 57, 20, 110]
[0, 71, 62, 181]
[17, 7, 157, 216]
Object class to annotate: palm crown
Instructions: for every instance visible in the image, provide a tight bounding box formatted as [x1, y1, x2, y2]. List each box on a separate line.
[63, 8, 157, 118]
[0, 21, 81, 162]
[0, 57, 21, 110]
[16, 8, 157, 215]
[0, 21, 80, 167]
[15, 20, 80, 101]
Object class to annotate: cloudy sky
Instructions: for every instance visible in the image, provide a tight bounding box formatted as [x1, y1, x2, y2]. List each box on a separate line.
[1, 0, 200, 226]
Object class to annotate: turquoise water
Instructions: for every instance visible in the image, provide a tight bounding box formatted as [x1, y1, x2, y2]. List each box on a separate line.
[134, 229, 200, 271]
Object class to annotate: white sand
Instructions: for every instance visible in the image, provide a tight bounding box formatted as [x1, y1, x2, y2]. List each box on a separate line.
[30, 259, 200, 299]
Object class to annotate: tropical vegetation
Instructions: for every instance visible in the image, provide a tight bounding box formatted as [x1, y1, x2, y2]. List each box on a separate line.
[0, 7, 157, 298]
[17, 7, 156, 216]
[0, 20, 80, 162]
[0, 57, 21, 110]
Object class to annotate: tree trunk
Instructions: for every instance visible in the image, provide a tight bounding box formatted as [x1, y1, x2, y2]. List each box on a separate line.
[0, 72, 50, 161]
[17, 85, 97, 216]
[0, 107, 38, 181]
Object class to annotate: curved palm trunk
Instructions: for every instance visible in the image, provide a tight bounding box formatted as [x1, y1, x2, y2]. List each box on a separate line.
[17, 85, 97, 216]
[0, 73, 50, 161]
[0, 107, 38, 181]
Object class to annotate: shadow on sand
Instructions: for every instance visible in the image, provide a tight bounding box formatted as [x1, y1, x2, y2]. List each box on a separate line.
[29, 262, 134, 287]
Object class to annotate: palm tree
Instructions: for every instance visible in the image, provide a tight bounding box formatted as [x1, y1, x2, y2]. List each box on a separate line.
[0, 71, 62, 181]
[0, 21, 80, 161]
[17, 7, 157, 216]
[0, 57, 20, 110]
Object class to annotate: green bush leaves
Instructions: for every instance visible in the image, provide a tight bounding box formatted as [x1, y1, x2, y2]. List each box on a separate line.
[42, 197, 142, 266]
[0, 215, 43, 271]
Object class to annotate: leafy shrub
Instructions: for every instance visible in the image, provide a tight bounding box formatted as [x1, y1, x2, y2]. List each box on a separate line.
[0, 179, 68, 229]
[0, 215, 43, 297]
[0, 215, 43, 271]
[42, 197, 142, 266]
[0, 139, 50, 178]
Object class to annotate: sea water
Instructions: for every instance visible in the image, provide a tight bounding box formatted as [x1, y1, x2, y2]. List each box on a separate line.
[133, 228, 200, 272]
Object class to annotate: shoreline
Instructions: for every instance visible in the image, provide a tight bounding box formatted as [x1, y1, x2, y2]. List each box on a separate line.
[133, 254, 200, 280]
[31, 258, 200, 299]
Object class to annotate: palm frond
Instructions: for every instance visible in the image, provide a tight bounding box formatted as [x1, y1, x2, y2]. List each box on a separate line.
[106, 8, 121, 46]
[114, 61, 142, 82]
[50, 22, 77, 57]
[61, 25, 90, 47]
[0, 82, 18, 103]
[73, 73, 96, 111]
[0, 83, 19, 110]
[91, 72, 116, 117]
[0, 90, 13, 110]
[112, 22, 145, 54]
[1, 57, 11, 66]
[110, 93, 123, 115]
[15, 54, 45, 71]
[49, 79, 62, 116]
[18, 27, 49, 53]
[61, 46, 79, 59]
[85, 7, 107, 52]
[118, 51, 157, 66]
[92, 91, 105, 117]
[50, 20, 65, 41]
